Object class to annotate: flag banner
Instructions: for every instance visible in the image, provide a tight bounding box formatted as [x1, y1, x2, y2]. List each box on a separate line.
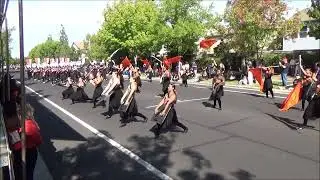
[167, 56, 182, 64]
[279, 81, 303, 112]
[200, 38, 217, 49]
[249, 68, 264, 92]
[142, 59, 150, 66]
[121, 56, 132, 68]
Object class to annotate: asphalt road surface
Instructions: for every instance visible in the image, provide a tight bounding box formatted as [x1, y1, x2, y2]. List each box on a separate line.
[14, 73, 319, 180]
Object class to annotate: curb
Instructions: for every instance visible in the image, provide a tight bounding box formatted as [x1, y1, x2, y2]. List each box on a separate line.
[141, 77, 291, 95]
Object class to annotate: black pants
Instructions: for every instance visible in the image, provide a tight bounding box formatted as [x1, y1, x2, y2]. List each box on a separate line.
[213, 98, 222, 108]
[155, 109, 187, 134]
[302, 98, 318, 126]
[13, 147, 38, 180]
[265, 89, 274, 98]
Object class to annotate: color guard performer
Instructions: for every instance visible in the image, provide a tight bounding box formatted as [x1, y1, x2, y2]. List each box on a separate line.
[70, 77, 91, 104]
[160, 67, 171, 97]
[90, 71, 105, 108]
[119, 70, 147, 125]
[262, 67, 274, 98]
[102, 68, 124, 119]
[61, 77, 74, 100]
[209, 75, 224, 110]
[299, 60, 317, 111]
[299, 83, 320, 130]
[152, 84, 188, 138]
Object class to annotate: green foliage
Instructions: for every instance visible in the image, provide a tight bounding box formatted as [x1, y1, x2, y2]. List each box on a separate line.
[94, 0, 162, 59]
[219, 0, 302, 60]
[261, 52, 283, 66]
[0, 27, 14, 60]
[159, 0, 216, 57]
[28, 25, 75, 61]
[29, 38, 61, 60]
[89, 0, 218, 62]
[308, 0, 320, 39]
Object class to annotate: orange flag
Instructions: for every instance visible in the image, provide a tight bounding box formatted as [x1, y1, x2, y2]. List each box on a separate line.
[249, 68, 264, 92]
[279, 81, 303, 112]
[121, 56, 132, 68]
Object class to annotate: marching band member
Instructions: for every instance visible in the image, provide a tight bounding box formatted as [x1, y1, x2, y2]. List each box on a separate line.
[91, 71, 105, 108]
[102, 68, 124, 119]
[152, 84, 188, 138]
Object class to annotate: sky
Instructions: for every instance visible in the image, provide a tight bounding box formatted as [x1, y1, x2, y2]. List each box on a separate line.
[6, 0, 311, 58]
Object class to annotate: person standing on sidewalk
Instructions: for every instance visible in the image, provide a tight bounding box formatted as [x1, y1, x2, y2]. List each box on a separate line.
[279, 57, 289, 87]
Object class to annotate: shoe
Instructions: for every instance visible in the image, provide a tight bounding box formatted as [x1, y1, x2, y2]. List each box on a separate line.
[92, 105, 96, 109]
[144, 117, 148, 123]
[218, 107, 222, 111]
[106, 115, 111, 119]
[183, 127, 188, 133]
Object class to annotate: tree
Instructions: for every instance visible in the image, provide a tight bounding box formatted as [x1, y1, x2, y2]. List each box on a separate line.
[0, 27, 14, 60]
[94, 0, 164, 59]
[58, 24, 72, 57]
[308, 0, 320, 39]
[159, 0, 218, 57]
[28, 38, 61, 59]
[219, 0, 302, 60]
[59, 24, 69, 46]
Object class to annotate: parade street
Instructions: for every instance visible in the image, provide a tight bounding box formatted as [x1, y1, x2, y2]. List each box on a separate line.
[17, 74, 319, 180]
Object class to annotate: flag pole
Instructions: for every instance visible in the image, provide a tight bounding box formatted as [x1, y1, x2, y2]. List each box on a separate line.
[18, 0, 27, 179]
[5, 18, 10, 101]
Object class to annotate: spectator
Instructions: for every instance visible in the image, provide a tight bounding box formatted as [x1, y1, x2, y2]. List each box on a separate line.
[279, 57, 289, 87]
[3, 102, 42, 180]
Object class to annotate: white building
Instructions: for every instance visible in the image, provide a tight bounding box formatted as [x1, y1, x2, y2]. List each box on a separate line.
[282, 9, 320, 52]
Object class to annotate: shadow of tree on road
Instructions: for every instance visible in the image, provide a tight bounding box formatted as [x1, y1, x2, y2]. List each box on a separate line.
[127, 133, 176, 174]
[27, 92, 167, 180]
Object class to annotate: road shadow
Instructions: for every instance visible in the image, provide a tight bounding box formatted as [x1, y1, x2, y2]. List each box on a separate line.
[126, 133, 177, 174]
[177, 148, 256, 180]
[265, 113, 317, 131]
[27, 91, 161, 180]
[230, 169, 256, 180]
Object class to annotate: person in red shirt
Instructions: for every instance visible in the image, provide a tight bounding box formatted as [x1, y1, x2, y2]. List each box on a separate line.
[3, 102, 42, 180]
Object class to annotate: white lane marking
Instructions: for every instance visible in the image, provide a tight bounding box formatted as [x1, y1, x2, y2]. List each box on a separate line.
[145, 90, 286, 109]
[24, 85, 173, 180]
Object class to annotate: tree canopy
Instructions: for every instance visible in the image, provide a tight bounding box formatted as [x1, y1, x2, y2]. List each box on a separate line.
[217, 0, 301, 60]
[308, 0, 320, 39]
[28, 25, 77, 61]
[89, 0, 217, 61]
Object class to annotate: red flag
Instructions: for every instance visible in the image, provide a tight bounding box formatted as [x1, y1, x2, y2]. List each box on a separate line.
[249, 68, 264, 92]
[167, 56, 182, 64]
[280, 82, 303, 112]
[163, 58, 170, 68]
[200, 39, 217, 49]
[142, 59, 150, 66]
[121, 56, 132, 68]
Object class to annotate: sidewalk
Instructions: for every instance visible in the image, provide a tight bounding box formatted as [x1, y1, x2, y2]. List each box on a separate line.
[140, 76, 291, 94]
